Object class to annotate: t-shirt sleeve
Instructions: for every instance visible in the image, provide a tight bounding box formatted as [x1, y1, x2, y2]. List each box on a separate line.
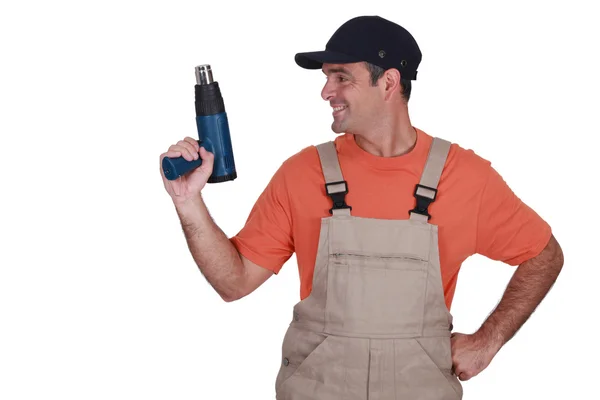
[229, 161, 294, 274]
[475, 164, 552, 266]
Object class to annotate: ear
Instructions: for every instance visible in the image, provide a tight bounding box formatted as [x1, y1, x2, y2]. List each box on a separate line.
[382, 68, 402, 101]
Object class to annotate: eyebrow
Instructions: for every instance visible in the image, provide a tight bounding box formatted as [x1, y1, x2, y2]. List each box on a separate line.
[322, 67, 353, 77]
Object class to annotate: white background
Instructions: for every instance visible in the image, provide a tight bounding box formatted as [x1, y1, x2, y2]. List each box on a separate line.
[1, 0, 598, 399]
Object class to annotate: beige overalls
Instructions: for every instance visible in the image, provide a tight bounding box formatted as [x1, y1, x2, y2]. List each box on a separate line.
[274, 137, 463, 400]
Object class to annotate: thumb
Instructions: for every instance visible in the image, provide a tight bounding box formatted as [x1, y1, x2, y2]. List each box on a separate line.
[199, 146, 214, 158]
[198, 146, 214, 171]
[199, 146, 214, 159]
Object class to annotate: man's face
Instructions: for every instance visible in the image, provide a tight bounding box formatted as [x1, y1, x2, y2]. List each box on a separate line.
[321, 62, 383, 134]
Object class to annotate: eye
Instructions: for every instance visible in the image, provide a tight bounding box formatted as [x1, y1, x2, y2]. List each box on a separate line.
[337, 76, 348, 82]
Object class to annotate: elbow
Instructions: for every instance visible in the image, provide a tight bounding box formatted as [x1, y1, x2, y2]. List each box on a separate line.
[551, 234, 565, 270]
[217, 259, 251, 303]
[220, 290, 247, 303]
[218, 282, 249, 303]
[520, 234, 564, 273]
[538, 233, 565, 274]
[220, 292, 240, 303]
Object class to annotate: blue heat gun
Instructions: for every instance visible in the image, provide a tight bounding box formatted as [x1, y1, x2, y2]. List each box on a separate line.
[162, 65, 237, 183]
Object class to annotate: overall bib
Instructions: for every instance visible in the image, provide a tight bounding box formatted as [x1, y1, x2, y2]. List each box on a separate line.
[275, 137, 463, 400]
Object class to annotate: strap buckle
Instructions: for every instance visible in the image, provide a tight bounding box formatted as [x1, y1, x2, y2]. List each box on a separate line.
[325, 180, 352, 215]
[409, 184, 437, 220]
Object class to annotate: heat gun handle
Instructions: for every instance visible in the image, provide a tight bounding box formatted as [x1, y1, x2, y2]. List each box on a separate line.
[162, 142, 203, 181]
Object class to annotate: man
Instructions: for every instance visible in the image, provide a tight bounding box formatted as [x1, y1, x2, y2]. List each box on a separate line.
[160, 15, 564, 400]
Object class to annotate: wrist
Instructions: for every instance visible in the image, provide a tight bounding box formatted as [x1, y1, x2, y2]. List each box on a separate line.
[173, 193, 203, 211]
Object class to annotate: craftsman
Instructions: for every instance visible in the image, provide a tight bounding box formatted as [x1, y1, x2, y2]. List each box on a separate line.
[159, 15, 564, 400]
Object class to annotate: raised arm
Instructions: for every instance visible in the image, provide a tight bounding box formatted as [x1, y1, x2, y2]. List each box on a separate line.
[160, 137, 273, 302]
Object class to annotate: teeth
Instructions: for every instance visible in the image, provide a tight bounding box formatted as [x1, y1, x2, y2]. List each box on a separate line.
[333, 106, 347, 112]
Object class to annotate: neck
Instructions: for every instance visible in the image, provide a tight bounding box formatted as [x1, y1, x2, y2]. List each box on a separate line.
[352, 107, 417, 157]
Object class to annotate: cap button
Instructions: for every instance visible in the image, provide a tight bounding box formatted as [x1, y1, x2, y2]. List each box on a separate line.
[400, 60, 407, 67]
[379, 50, 386, 58]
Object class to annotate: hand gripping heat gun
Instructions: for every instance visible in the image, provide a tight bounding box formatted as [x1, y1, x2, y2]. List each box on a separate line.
[162, 65, 237, 183]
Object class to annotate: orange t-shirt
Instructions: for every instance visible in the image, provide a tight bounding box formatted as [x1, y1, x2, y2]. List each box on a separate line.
[229, 127, 552, 309]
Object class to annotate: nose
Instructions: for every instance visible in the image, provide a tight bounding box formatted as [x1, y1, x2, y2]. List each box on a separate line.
[321, 78, 335, 101]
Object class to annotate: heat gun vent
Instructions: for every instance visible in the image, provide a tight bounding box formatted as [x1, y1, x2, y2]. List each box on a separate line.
[195, 83, 226, 116]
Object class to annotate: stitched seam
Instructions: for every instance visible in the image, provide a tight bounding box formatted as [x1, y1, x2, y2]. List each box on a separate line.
[393, 340, 397, 399]
[366, 339, 371, 400]
[343, 338, 349, 398]
[421, 231, 435, 337]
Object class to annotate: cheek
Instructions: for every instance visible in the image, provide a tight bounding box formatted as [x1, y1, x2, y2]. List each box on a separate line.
[366, 94, 385, 113]
[352, 95, 379, 116]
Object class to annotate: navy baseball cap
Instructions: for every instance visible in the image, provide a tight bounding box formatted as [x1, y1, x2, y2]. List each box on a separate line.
[295, 16, 422, 80]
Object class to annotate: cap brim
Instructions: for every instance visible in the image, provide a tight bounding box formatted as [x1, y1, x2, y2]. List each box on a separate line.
[295, 50, 362, 69]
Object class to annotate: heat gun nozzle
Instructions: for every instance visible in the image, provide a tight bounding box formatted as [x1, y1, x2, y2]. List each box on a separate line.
[195, 65, 214, 85]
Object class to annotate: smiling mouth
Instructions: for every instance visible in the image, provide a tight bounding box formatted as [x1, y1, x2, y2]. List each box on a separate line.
[332, 105, 348, 115]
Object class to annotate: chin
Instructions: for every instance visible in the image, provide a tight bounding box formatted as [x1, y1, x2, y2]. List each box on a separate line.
[331, 123, 347, 134]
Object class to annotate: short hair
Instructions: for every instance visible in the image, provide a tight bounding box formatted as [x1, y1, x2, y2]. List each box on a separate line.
[364, 62, 412, 102]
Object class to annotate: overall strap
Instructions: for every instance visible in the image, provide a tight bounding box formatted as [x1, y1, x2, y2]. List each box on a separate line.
[316, 141, 352, 216]
[409, 137, 451, 222]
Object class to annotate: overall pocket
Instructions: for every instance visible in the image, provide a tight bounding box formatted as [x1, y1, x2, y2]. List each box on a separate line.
[276, 331, 350, 400]
[275, 326, 330, 394]
[325, 252, 428, 336]
[411, 337, 463, 399]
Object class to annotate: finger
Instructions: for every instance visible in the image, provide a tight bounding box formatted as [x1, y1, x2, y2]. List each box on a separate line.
[177, 140, 199, 160]
[183, 137, 200, 150]
[164, 150, 182, 158]
[452, 361, 460, 375]
[169, 144, 195, 161]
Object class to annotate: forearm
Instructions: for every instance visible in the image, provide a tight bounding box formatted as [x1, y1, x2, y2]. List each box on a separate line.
[476, 235, 564, 351]
[174, 195, 245, 301]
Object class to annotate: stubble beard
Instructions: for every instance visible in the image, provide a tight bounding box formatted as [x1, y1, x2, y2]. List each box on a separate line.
[331, 116, 348, 134]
